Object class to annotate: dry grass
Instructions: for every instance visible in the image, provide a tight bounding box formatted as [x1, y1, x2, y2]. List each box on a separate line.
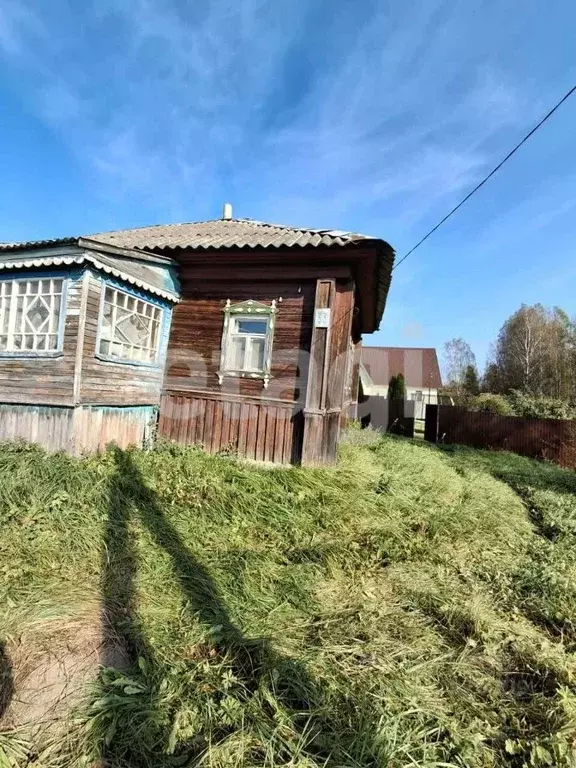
[0, 435, 575, 766]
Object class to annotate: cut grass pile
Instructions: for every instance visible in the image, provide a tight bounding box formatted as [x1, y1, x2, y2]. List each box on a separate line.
[1, 434, 576, 767]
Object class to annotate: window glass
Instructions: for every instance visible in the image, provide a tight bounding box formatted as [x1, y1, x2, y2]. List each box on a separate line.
[0, 277, 64, 354]
[236, 319, 267, 335]
[230, 336, 246, 369]
[224, 313, 271, 374]
[248, 337, 265, 371]
[98, 285, 163, 364]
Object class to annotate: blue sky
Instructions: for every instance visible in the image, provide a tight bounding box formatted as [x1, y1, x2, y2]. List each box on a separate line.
[1, 0, 575, 371]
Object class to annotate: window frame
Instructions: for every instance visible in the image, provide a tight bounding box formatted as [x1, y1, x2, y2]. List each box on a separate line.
[95, 280, 167, 368]
[0, 273, 68, 358]
[218, 299, 277, 387]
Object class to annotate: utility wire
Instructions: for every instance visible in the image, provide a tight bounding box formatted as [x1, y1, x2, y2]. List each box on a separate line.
[393, 83, 576, 271]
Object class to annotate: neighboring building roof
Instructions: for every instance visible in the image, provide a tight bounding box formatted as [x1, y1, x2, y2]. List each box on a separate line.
[361, 346, 442, 389]
[0, 249, 179, 301]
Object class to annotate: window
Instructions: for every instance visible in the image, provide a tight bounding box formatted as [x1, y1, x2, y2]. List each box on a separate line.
[227, 317, 268, 372]
[98, 285, 163, 364]
[0, 277, 65, 354]
[219, 299, 276, 386]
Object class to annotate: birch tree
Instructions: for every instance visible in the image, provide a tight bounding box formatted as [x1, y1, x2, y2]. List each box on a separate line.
[443, 338, 476, 397]
[493, 304, 576, 396]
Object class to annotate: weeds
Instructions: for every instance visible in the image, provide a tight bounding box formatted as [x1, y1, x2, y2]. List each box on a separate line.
[0, 437, 575, 766]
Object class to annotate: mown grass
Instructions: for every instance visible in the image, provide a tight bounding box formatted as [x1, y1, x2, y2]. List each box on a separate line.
[0, 434, 575, 767]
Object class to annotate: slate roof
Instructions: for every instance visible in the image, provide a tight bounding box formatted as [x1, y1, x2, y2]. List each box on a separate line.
[0, 218, 394, 328]
[0, 250, 179, 301]
[85, 218, 380, 252]
[0, 237, 77, 252]
[361, 346, 442, 389]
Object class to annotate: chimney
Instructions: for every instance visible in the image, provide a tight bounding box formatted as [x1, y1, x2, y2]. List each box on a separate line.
[222, 202, 233, 220]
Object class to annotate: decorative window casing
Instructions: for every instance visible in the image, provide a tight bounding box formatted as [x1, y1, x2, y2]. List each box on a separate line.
[97, 284, 164, 364]
[218, 299, 277, 387]
[0, 277, 66, 355]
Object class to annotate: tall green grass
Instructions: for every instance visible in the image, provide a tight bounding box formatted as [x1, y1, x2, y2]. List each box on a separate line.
[0, 436, 575, 767]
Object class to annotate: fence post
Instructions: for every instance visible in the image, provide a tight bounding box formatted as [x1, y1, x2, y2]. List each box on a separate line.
[424, 404, 439, 443]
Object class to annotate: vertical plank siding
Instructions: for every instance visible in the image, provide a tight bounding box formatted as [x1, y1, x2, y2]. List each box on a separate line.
[159, 390, 300, 464]
[0, 404, 155, 454]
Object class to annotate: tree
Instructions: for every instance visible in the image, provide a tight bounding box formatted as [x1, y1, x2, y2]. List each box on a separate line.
[462, 364, 480, 397]
[495, 304, 549, 394]
[482, 362, 502, 394]
[388, 373, 406, 400]
[543, 308, 576, 400]
[443, 338, 476, 396]
[492, 304, 576, 397]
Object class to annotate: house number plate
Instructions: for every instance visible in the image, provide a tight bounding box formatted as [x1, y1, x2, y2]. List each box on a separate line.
[314, 308, 331, 328]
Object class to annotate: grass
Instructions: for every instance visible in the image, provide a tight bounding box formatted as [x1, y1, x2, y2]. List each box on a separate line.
[0, 434, 575, 767]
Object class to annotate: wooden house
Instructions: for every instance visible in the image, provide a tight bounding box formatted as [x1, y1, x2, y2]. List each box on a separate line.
[0, 211, 394, 465]
[360, 346, 443, 419]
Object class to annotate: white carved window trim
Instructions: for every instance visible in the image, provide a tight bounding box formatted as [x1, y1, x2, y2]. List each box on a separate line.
[97, 284, 164, 365]
[0, 276, 66, 356]
[218, 299, 277, 388]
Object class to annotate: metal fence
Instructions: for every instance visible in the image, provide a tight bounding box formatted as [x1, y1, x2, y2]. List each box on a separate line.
[425, 404, 576, 468]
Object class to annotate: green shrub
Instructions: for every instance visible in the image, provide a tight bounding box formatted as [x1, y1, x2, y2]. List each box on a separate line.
[388, 373, 406, 400]
[471, 393, 513, 415]
[507, 390, 576, 420]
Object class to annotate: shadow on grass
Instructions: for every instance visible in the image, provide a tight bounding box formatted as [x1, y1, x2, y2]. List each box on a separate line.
[99, 448, 379, 767]
[0, 640, 13, 723]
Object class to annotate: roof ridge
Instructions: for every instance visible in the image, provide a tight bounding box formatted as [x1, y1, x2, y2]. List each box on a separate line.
[234, 218, 369, 237]
[92, 218, 365, 237]
[362, 345, 437, 351]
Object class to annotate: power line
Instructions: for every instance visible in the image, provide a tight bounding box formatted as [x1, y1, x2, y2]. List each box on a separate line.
[393, 83, 576, 271]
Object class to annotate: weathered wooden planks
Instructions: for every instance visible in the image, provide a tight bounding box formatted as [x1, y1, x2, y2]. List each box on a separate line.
[78, 273, 169, 407]
[159, 390, 300, 463]
[163, 270, 316, 400]
[0, 403, 154, 453]
[0, 273, 83, 406]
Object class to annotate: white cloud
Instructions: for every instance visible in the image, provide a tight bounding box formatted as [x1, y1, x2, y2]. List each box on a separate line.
[401, 322, 424, 341]
[0, 0, 538, 233]
[0, 1, 45, 56]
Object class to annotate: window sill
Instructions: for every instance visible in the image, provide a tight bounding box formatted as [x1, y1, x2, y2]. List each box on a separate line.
[95, 352, 162, 369]
[0, 350, 64, 359]
[217, 369, 272, 388]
